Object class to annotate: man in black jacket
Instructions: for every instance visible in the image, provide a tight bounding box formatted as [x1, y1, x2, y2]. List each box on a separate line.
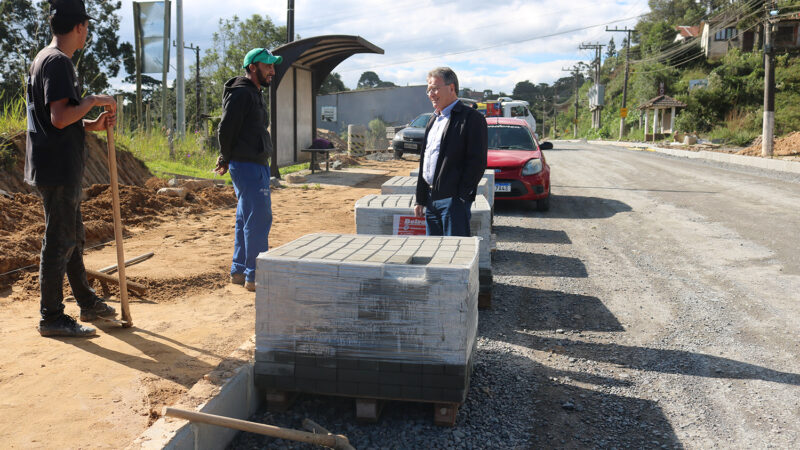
[214, 47, 282, 291]
[414, 67, 487, 236]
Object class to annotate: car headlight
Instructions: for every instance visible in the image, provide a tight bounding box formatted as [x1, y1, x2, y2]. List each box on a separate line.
[392, 132, 403, 143]
[521, 158, 542, 176]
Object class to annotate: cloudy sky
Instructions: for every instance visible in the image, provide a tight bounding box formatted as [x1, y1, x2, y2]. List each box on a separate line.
[116, 0, 651, 93]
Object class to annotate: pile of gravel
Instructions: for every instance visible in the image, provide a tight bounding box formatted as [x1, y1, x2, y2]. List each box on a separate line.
[365, 152, 396, 162]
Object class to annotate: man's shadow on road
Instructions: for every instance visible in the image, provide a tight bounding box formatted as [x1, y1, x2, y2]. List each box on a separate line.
[59, 326, 241, 388]
[494, 194, 632, 219]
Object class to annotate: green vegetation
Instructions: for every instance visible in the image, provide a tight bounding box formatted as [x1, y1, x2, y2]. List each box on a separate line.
[0, 95, 25, 137]
[367, 117, 390, 150]
[278, 162, 310, 176]
[542, 1, 800, 146]
[113, 128, 228, 182]
[0, 100, 310, 182]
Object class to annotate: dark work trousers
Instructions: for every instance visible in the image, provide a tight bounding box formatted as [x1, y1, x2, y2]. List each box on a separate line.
[424, 192, 472, 237]
[37, 184, 97, 321]
[229, 160, 273, 283]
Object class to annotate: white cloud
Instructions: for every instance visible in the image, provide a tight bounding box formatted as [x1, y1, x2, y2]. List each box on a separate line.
[116, 0, 649, 93]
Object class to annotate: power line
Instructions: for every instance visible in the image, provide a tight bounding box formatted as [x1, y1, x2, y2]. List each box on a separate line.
[339, 14, 647, 73]
[629, 0, 764, 65]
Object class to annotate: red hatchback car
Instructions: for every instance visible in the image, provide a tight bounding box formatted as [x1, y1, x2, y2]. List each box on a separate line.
[486, 117, 552, 211]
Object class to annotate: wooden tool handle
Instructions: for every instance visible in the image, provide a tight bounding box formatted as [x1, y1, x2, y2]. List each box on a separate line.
[163, 408, 354, 449]
[106, 118, 133, 327]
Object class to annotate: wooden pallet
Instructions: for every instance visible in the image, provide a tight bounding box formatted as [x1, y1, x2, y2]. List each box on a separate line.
[265, 390, 299, 412]
[478, 268, 493, 309]
[265, 391, 462, 427]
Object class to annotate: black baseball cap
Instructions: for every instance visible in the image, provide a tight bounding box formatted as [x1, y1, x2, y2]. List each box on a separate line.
[49, 0, 93, 20]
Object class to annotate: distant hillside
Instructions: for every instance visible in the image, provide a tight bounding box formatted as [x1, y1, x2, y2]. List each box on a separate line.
[552, 49, 800, 146]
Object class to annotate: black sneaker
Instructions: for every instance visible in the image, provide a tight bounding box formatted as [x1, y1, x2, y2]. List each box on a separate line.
[79, 298, 118, 322]
[39, 315, 96, 337]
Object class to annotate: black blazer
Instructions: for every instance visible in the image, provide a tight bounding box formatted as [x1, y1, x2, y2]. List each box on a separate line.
[415, 101, 488, 205]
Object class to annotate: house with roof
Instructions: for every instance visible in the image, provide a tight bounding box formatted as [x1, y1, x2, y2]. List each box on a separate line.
[674, 25, 701, 43]
[698, 10, 800, 60]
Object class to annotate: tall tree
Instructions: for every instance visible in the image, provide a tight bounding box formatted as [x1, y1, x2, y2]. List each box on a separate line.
[357, 71, 382, 89]
[607, 37, 617, 59]
[0, 0, 49, 101]
[0, 0, 132, 103]
[512, 80, 538, 104]
[319, 72, 347, 94]
[201, 14, 287, 110]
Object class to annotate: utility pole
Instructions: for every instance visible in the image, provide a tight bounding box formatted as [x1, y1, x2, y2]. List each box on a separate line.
[763, 2, 777, 157]
[552, 91, 558, 139]
[175, 0, 185, 138]
[607, 26, 635, 140]
[540, 95, 547, 138]
[563, 65, 581, 138]
[184, 43, 201, 133]
[161, 0, 171, 136]
[579, 42, 604, 129]
[287, 0, 295, 43]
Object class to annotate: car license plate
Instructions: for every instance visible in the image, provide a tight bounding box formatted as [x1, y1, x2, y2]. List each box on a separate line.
[495, 182, 511, 192]
[404, 143, 418, 150]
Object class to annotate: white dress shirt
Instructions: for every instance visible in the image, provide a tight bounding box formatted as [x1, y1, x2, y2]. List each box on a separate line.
[422, 99, 459, 186]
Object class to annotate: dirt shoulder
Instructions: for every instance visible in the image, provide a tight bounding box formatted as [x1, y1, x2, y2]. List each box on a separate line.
[0, 156, 419, 449]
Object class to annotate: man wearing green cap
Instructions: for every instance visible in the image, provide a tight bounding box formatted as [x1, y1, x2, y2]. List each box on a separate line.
[214, 48, 282, 292]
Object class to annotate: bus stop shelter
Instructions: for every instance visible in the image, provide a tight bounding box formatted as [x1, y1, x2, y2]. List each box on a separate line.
[638, 95, 687, 141]
[269, 35, 383, 175]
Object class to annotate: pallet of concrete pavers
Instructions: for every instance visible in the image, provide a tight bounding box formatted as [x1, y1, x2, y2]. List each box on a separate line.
[253, 233, 479, 425]
[259, 355, 474, 426]
[354, 194, 493, 308]
[382, 176, 491, 207]
[410, 169, 496, 209]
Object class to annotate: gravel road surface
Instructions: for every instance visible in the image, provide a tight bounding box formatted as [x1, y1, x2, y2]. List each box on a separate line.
[231, 141, 800, 449]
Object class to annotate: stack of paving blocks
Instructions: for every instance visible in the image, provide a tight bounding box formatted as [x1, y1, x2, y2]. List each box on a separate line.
[355, 194, 493, 308]
[355, 194, 490, 268]
[381, 176, 491, 209]
[409, 169, 496, 210]
[254, 233, 478, 405]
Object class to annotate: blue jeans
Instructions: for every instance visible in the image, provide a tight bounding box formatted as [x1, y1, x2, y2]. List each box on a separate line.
[425, 195, 472, 237]
[37, 184, 98, 320]
[229, 161, 272, 282]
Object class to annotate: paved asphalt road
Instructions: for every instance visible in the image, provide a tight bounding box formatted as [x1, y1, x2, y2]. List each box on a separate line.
[488, 140, 800, 448]
[232, 141, 800, 449]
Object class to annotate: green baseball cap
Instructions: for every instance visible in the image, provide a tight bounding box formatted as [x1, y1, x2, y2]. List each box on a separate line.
[242, 48, 283, 68]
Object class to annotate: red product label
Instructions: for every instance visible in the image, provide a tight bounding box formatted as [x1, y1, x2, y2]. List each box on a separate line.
[394, 215, 427, 235]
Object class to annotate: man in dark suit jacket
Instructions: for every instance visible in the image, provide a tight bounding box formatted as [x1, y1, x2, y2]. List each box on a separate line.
[414, 67, 488, 236]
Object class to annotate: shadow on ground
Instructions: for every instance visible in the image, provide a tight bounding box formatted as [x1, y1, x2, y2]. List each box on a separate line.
[494, 249, 588, 278]
[494, 194, 632, 219]
[64, 327, 216, 388]
[492, 282, 624, 332]
[508, 334, 800, 387]
[493, 226, 572, 244]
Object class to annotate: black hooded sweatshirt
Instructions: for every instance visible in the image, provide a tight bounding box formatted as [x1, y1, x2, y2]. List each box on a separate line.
[217, 76, 272, 167]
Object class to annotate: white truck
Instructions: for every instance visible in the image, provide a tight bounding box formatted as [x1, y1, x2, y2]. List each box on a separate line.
[477, 97, 537, 134]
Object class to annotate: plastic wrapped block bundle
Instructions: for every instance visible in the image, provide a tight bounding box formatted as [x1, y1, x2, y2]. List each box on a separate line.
[254, 233, 479, 403]
[354, 194, 491, 270]
[410, 169, 495, 208]
[381, 176, 490, 207]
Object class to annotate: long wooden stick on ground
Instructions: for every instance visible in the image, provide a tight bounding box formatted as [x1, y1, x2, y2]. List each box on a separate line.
[106, 116, 133, 327]
[99, 252, 154, 274]
[163, 407, 355, 450]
